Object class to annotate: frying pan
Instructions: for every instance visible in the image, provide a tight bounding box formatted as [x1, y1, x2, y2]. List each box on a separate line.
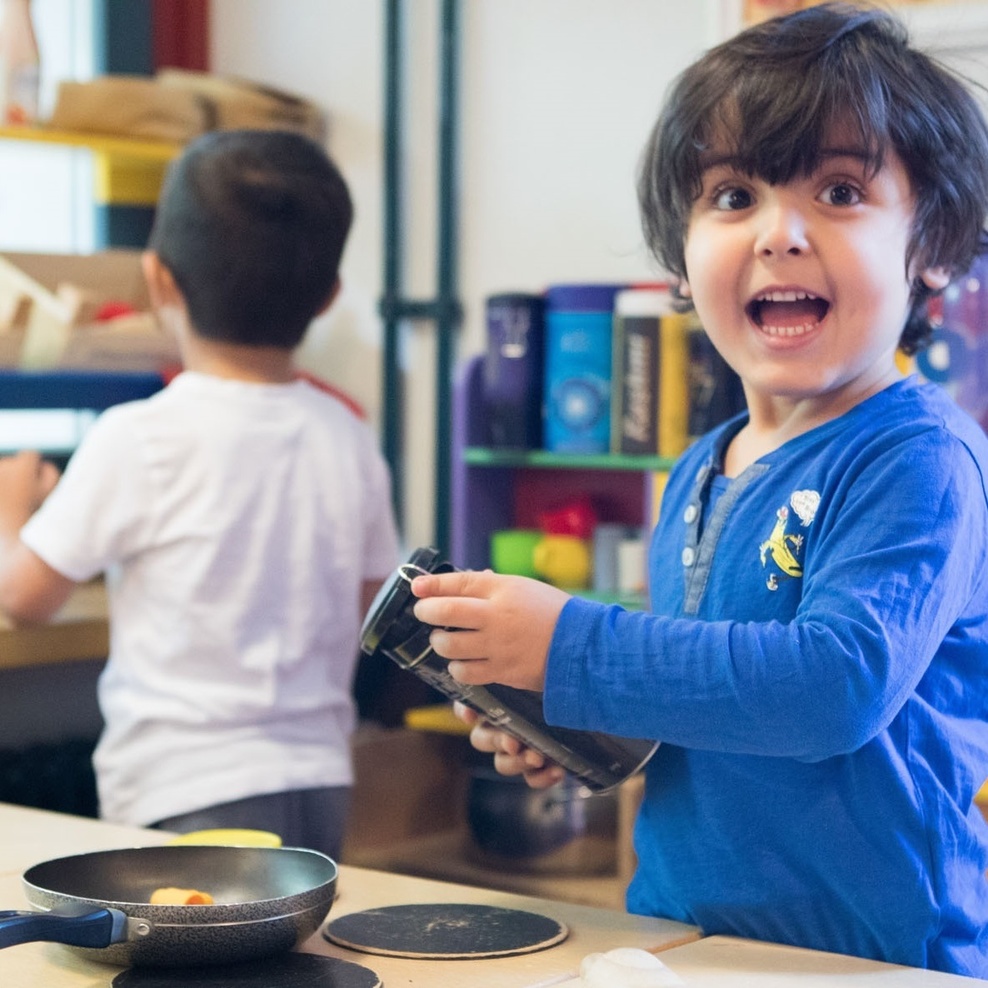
[0, 844, 337, 967]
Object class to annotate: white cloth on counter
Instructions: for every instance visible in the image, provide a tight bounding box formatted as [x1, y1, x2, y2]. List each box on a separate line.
[580, 947, 684, 986]
[527, 948, 685, 988]
[21, 372, 400, 826]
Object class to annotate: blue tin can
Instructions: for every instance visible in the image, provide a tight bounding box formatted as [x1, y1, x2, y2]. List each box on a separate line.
[543, 283, 625, 453]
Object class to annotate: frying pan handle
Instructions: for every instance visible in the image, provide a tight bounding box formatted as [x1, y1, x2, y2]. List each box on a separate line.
[0, 907, 127, 950]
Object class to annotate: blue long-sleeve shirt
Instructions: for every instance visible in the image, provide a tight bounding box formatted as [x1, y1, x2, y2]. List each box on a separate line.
[544, 376, 988, 977]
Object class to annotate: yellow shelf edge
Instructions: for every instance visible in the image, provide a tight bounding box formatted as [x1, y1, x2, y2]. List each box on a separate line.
[0, 124, 182, 162]
[0, 124, 183, 206]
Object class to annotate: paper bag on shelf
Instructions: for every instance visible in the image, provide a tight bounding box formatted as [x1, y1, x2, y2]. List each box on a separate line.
[48, 75, 210, 143]
[156, 69, 326, 143]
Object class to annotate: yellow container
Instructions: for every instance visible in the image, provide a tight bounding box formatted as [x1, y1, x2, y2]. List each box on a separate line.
[168, 828, 282, 848]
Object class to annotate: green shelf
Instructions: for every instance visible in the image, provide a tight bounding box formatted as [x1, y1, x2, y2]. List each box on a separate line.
[462, 448, 675, 472]
[573, 589, 647, 610]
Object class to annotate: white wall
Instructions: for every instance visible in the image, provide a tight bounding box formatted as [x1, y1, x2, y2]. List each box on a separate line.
[210, 0, 716, 549]
[0, 0, 94, 252]
[209, 0, 988, 550]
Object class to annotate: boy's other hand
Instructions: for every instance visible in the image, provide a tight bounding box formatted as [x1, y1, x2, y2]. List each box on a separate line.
[0, 451, 74, 625]
[0, 451, 60, 535]
[453, 701, 565, 789]
[411, 569, 569, 692]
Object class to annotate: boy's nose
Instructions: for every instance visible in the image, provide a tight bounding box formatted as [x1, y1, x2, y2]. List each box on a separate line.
[753, 204, 810, 258]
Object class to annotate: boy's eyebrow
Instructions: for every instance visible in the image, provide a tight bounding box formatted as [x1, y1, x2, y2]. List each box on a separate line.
[696, 152, 743, 173]
[697, 146, 877, 176]
[816, 146, 877, 166]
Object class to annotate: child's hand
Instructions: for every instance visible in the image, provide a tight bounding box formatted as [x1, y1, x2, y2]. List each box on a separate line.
[0, 451, 60, 534]
[411, 569, 569, 692]
[453, 701, 565, 789]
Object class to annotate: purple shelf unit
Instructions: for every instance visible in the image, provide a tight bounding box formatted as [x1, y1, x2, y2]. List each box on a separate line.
[451, 354, 659, 572]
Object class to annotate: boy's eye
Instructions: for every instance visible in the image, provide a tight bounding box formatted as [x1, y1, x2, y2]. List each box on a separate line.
[713, 186, 753, 211]
[820, 182, 862, 206]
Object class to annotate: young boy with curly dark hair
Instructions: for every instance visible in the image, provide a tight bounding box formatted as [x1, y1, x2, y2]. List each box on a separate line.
[412, 3, 988, 976]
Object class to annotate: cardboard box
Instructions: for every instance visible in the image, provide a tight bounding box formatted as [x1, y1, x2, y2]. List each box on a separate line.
[0, 250, 179, 372]
[342, 724, 471, 857]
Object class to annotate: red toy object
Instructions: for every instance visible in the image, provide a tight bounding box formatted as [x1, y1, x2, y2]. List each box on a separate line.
[537, 495, 598, 540]
[94, 300, 139, 321]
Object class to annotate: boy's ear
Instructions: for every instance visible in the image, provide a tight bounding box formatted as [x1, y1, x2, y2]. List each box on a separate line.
[141, 251, 185, 309]
[314, 277, 342, 318]
[918, 266, 950, 292]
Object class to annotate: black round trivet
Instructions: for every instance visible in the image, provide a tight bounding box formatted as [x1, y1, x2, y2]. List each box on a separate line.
[111, 952, 381, 988]
[324, 902, 569, 959]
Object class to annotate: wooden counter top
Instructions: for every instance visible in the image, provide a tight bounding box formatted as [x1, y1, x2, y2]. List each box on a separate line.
[633, 934, 984, 986]
[0, 803, 697, 988]
[0, 581, 108, 670]
[0, 803, 981, 986]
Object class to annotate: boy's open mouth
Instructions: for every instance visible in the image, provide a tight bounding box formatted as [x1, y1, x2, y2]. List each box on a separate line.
[747, 290, 830, 337]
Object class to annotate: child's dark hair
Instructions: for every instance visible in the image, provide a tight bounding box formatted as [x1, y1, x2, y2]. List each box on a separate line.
[148, 129, 353, 348]
[638, 2, 988, 354]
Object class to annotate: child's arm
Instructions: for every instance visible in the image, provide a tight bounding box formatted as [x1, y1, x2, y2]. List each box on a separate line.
[0, 452, 76, 624]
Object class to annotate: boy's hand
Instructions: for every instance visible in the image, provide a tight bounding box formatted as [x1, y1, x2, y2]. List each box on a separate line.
[411, 569, 569, 692]
[0, 451, 60, 538]
[0, 451, 73, 625]
[453, 702, 565, 789]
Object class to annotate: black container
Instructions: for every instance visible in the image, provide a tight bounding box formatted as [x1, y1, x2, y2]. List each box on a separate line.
[360, 547, 657, 794]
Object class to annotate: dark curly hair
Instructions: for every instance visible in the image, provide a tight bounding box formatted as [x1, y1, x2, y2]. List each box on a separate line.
[638, 2, 988, 354]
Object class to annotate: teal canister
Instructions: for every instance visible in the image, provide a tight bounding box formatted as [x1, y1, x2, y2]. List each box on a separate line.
[543, 283, 625, 453]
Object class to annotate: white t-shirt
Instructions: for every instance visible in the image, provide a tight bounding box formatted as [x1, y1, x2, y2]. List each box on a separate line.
[21, 371, 400, 826]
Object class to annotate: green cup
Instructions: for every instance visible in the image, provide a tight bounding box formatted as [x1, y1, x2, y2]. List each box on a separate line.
[490, 529, 543, 577]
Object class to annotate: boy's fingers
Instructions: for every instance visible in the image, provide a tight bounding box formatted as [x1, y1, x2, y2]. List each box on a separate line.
[429, 626, 490, 659]
[452, 700, 478, 725]
[522, 763, 566, 788]
[411, 569, 495, 599]
[413, 595, 488, 630]
[446, 657, 494, 685]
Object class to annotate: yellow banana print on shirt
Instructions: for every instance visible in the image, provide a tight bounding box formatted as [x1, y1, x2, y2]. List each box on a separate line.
[759, 505, 804, 579]
[759, 490, 819, 588]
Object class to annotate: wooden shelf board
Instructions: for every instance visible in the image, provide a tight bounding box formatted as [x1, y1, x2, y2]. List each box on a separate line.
[0, 580, 108, 669]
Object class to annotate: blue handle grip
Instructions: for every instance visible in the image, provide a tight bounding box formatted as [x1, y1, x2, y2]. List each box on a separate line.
[0, 907, 126, 949]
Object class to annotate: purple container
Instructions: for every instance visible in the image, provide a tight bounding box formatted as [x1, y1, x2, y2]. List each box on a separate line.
[483, 293, 544, 448]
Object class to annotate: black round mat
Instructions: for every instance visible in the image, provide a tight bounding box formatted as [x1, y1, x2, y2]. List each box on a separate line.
[111, 952, 381, 988]
[323, 902, 569, 959]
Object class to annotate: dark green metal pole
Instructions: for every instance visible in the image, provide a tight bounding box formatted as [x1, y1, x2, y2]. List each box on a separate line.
[380, 0, 461, 549]
[382, 0, 405, 526]
[434, 0, 461, 553]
